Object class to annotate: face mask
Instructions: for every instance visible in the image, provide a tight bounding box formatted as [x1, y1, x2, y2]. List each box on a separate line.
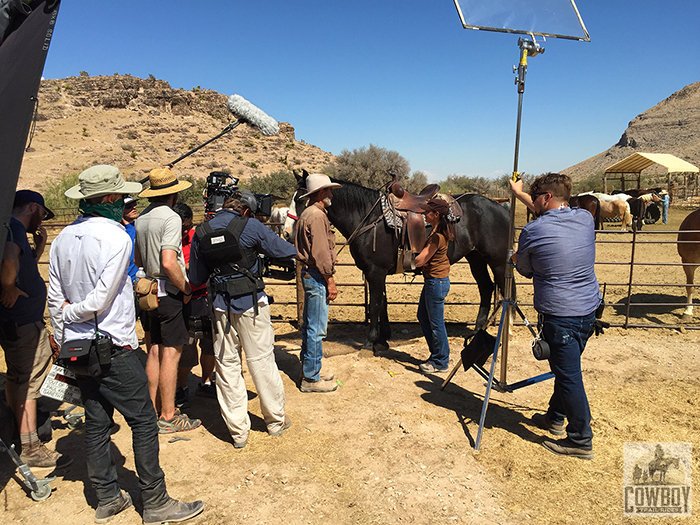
[79, 198, 125, 222]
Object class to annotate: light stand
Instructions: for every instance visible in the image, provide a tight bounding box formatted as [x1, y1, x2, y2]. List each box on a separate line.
[442, 37, 556, 451]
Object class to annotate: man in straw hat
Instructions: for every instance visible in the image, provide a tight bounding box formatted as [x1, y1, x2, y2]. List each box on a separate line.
[48, 165, 204, 523]
[295, 174, 342, 393]
[134, 167, 201, 433]
[0, 190, 71, 469]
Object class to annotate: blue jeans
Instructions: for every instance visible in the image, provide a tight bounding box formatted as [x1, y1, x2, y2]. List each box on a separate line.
[541, 312, 596, 449]
[300, 268, 330, 381]
[417, 276, 451, 369]
[76, 347, 168, 508]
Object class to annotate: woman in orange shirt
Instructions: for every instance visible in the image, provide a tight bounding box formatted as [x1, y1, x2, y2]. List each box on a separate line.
[415, 198, 454, 374]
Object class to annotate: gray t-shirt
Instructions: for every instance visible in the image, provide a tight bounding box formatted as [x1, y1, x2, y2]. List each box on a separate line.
[134, 202, 187, 294]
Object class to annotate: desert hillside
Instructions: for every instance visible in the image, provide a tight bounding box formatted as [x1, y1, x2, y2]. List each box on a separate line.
[17, 74, 335, 192]
[563, 81, 700, 183]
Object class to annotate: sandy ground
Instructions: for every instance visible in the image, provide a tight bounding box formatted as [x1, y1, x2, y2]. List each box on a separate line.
[1, 207, 699, 524]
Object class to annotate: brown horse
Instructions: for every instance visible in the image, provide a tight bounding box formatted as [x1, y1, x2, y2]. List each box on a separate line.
[598, 199, 632, 230]
[569, 194, 601, 229]
[677, 208, 700, 321]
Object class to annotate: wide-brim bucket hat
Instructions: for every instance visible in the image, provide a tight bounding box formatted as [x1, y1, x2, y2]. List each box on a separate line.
[65, 165, 142, 200]
[138, 167, 192, 198]
[300, 173, 341, 199]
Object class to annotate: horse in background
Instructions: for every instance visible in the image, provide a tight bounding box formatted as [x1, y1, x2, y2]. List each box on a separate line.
[269, 205, 290, 237]
[569, 194, 601, 230]
[291, 173, 512, 351]
[677, 207, 700, 321]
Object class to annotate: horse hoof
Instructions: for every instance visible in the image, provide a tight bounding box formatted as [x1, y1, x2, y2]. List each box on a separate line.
[373, 341, 389, 353]
[680, 314, 694, 323]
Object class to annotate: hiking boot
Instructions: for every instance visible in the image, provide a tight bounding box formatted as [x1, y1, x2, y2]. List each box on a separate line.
[158, 410, 201, 434]
[142, 497, 204, 524]
[418, 361, 448, 374]
[175, 386, 191, 409]
[195, 382, 216, 398]
[268, 415, 292, 437]
[300, 378, 338, 393]
[94, 490, 132, 524]
[542, 439, 594, 460]
[531, 413, 565, 436]
[20, 443, 73, 469]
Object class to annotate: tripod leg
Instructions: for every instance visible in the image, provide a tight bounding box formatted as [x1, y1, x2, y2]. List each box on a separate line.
[440, 358, 463, 390]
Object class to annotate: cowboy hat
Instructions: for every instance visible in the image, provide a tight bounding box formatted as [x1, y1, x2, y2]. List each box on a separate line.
[65, 165, 142, 200]
[300, 173, 341, 199]
[138, 167, 192, 198]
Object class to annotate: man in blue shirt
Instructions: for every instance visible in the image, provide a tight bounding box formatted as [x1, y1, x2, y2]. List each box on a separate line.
[510, 173, 601, 460]
[121, 195, 139, 282]
[0, 190, 71, 469]
[189, 192, 297, 449]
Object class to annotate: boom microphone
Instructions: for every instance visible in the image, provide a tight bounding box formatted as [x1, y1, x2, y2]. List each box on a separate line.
[227, 94, 279, 136]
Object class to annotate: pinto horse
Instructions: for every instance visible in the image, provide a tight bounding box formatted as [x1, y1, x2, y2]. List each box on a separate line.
[292, 173, 511, 351]
[677, 208, 700, 321]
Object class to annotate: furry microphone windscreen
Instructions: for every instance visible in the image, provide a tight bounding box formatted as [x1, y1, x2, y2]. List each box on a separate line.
[226, 94, 280, 136]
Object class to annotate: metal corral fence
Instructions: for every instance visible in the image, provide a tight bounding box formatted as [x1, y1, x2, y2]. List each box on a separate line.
[36, 219, 700, 331]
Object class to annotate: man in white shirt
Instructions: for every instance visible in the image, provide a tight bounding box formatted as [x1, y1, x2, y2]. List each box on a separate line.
[48, 165, 204, 524]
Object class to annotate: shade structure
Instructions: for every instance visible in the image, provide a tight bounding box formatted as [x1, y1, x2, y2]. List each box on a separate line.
[605, 153, 699, 175]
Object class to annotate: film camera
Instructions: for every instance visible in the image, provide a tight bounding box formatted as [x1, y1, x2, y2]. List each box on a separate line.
[203, 171, 273, 218]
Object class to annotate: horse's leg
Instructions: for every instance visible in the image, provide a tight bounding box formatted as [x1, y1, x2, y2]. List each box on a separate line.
[377, 280, 391, 350]
[681, 262, 697, 322]
[364, 271, 388, 350]
[466, 253, 495, 332]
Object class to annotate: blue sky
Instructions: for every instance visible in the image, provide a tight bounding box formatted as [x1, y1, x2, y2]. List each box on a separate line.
[42, 1, 699, 182]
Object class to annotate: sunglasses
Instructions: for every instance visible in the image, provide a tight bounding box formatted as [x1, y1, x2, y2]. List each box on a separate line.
[530, 192, 549, 201]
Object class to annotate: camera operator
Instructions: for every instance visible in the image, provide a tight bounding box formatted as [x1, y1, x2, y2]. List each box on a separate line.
[189, 191, 296, 449]
[510, 173, 601, 460]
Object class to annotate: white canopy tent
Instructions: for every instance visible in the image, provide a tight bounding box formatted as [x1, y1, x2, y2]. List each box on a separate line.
[603, 152, 699, 198]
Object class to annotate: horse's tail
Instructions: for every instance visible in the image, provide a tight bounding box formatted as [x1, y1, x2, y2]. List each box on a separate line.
[594, 199, 601, 230]
[624, 202, 633, 229]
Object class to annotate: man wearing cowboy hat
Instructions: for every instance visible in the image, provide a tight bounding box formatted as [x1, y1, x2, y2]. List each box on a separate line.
[295, 173, 342, 393]
[48, 165, 204, 523]
[134, 167, 201, 434]
[0, 190, 70, 469]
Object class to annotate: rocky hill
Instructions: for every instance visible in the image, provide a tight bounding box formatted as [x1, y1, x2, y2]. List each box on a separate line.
[17, 74, 334, 193]
[563, 81, 700, 184]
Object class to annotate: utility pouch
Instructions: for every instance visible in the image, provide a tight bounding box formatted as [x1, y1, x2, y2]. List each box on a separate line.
[135, 277, 159, 311]
[58, 338, 102, 377]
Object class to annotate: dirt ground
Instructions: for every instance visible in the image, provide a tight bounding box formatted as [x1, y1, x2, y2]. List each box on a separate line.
[1, 207, 699, 524]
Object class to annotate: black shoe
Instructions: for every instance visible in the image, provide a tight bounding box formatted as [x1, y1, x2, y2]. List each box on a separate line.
[143, 497, 204, 524]
[95, 491, 132, 524]
[195, 382, 216, 398]
[175, 387, 191, 409]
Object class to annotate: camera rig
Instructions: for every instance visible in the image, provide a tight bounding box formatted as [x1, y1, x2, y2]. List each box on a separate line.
[204, 171, 273, 219]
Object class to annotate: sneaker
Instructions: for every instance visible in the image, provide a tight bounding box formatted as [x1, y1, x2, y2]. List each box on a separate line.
[142, 497, 204, 524]
[158, 410, 201, 434]
[531, 413, 565, 436]
[542, 439, 594, 460]
[94, 490, 132, 524]
[300, 378, 338, 393]
[175, 387, 191, 409]
[195, 382, 216, 398]
[233, 436, 248, 449]
[418, 362, 448, 374]
[20, 443, 73, 469]
[268, 415, 292, 437]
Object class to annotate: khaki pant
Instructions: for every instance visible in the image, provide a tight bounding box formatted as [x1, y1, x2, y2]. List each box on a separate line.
[213, 305, 286, 445]
[1, 321, 53, 402]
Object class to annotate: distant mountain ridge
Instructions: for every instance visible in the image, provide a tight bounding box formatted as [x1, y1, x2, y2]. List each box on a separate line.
[562, 81, 700, 185]
[18, 74, 334, 192]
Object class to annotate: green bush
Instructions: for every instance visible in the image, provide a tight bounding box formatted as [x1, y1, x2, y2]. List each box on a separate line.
[177, 175, 208, 206]
[241, 170, 296, 203]
[325, 144, 409, 188]
[44, 172, 80, 212]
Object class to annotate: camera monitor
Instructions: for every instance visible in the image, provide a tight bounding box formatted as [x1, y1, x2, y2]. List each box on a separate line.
[453, 0, 590, 41]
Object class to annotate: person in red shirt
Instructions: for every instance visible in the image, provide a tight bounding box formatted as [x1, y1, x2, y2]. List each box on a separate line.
[173, 202, 216, 409]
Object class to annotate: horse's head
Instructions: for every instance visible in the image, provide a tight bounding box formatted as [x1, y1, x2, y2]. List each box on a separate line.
[284, 169, 312, 243]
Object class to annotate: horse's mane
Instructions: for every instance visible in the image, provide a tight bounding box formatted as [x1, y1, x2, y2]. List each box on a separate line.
[327, 177, 382, 210]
